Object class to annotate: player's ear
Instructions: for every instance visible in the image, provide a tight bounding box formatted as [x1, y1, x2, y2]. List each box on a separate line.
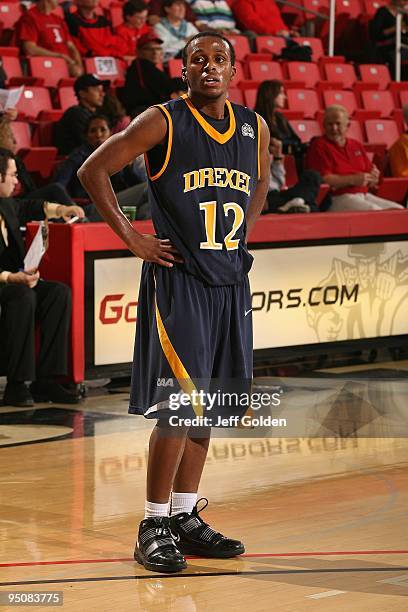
[230, 65, 237, 82]
[181, 67, 187, 82]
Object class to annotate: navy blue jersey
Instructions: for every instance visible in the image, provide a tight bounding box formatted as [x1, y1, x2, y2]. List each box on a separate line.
[145, 94, 261, 286]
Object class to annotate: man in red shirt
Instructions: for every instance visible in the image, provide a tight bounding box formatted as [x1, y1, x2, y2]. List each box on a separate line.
[66, 0, 128, 58]
[306, 105, 404, 211]
[115, 1, 152, 58]
[233, 0, 289, 36]
[16, 0, 83, 77]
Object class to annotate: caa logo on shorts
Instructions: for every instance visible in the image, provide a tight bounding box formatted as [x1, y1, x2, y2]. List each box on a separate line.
[241, 123, 255, 139]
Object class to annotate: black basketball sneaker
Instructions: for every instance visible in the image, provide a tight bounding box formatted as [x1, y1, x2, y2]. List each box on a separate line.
[134, 516, 187, 573]
[169, 498, 245, 558]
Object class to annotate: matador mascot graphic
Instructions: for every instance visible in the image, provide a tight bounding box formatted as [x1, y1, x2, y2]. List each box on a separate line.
[307, 243, 408, 342]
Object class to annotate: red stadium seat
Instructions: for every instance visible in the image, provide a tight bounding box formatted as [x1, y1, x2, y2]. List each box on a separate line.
[287, 89, 321, 118]
[388, 81, 408, 106]
[255, 36, 285, 56]
[336, 0, 363, 18]
[359, 64, 391, 90]
[19, 147, 58, 179]
[248, 61, 283, 81]
[365, 119, 399, 148]
[290, 119, 322, 142]
[167, 58, 182, 78]
[303, 0, 330, 20]
[58, 86, 77, 111]
[400, 90, 408, 108]
[323, 63, 357, 89]
[361, 90, 394, 117]
[322, 90, 358, 116]
[227, 35, 251, 61]
[233, 60, 244, 85]
[295, 37, 324, 61]
[12, 121, 32, 150]
[228, 88, 244, 105]
[27, 56, 70, 88]
[11, 119, 57, 178]
[284, 155, 298, 185]
[0, 46, 19, 56]
[0, 2, 22, 29]
[362, 0, 386, 17]
[16, 87, 53, 119]
[348, 119, 365, 141]
[84, 57, 126, 82]
[243, 88, 258, 109]
[286, 62, 321, 88]
[376, 177, 408, 203]
[0, 55, 23, 82]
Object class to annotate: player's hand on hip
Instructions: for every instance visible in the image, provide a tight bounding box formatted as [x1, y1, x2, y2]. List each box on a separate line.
[131, 235, 183, 267]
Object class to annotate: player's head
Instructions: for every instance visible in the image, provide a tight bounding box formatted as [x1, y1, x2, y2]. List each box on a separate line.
[181, 32, 236, 98]
[0, 148, 18, 198]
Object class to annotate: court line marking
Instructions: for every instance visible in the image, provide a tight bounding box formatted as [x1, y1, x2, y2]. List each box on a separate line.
[1, 550, 407, 569]
[306, 590, 347, 599]
[378, 573, 408, 587]
[1, 567, 408, 587]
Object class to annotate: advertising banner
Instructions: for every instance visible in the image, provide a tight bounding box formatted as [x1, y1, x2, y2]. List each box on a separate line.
[93, 240, 408, 364]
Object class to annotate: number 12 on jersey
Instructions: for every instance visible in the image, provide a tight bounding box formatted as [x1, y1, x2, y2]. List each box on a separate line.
[199, 201, 244, 251]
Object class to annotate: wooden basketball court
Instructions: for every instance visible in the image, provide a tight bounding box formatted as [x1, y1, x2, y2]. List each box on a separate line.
[1, 362, 407, 611]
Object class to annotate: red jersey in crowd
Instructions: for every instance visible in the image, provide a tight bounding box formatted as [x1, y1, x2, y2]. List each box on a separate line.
[17, 6, 72, 55]
[233, 0, 286, 35]
[115, 22, 152, 56]
[306, 136, 372, 196]
[65, 11, 128, 57]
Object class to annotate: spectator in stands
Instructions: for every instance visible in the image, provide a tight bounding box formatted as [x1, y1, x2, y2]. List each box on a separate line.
[54, 114, 150, 217]
[187, 0, 238, 33]
[306, 105, 404, 211]
[119, 33, 172, 116]
[16, 0, 83, 77]
[66, 0, 128, 57]
[55, 74, 109, 155]
[389, 104, 408, 177]
[0, 148, 84, 407]
[369, 0, 408, 79]
[147, 0, 197, 26]
[101, 94, 131, 134]
[233, 0, 289, 36]
[115, 1, 152, 58]
[264, 137, 321, 213]
[0, 116, 74, 206]
[254, 80, 304, 166]
[154, 0, 199, 62]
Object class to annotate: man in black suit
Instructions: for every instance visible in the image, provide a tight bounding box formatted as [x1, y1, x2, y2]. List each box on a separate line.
[0, 148, 84, 406]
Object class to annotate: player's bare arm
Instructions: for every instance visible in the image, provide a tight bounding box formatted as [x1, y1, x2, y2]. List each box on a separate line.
[77, 107, 182, 268]
[246, 117, 271, 239]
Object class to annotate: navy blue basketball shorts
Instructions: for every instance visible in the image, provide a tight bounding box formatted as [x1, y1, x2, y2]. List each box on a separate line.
[129, 262, 253, 424]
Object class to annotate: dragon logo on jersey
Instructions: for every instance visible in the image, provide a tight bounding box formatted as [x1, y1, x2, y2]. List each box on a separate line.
[241, 123, 255, 139]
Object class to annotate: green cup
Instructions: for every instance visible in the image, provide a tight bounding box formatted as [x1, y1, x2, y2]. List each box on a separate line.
[122, 206, 137, 221]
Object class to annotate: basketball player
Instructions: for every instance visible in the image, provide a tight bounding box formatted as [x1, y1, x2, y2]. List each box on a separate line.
[78, 31, 270, 573]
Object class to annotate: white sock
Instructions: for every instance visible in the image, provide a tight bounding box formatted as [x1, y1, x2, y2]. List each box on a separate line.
[144, 500, 169, 519]
[171, 492, 197, 516]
